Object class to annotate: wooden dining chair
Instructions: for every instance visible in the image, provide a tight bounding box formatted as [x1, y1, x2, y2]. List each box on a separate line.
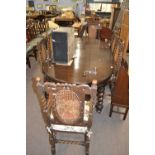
[113, 38, 125, 76]
[109, 66, 129, 120]
[37, 20, 48, 34]
[37, 35, 52, 71]
[26, 20, 37, 41]
[110, 33, 120, 53]
[109, 38, 125, 90]
[26, 20, 38, 68]
[100, 27, 112, 41]
[33, 77, 97, 155]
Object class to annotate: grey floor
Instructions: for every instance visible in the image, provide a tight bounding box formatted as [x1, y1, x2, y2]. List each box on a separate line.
[26, 57, 129, 155]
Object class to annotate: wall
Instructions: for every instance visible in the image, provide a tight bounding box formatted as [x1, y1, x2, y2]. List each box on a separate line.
[87, 0, 120, 3]
[26, 0, 85, 11]
[26, 0, 120, 14]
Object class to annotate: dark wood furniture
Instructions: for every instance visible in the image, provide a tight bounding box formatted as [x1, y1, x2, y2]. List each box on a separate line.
[37, 35, 53, 72]
[43, 38, 113, 113]
[44, 38, 113, 84]
[33, 77, 97, 155]
[109, 37, 125, 91]
[26, 46, 37, 68]
[109, 66, 129, 120]
[55, 16, 75, 26]
[110, 7, 121, 30]
[120, 9, 129, 61]
[95, 11, 111, 19]
[26, 37, 43, 68]
[26, 22, 51, 68]
[112, 38, 124, 76]
[100, 27, 112, 41]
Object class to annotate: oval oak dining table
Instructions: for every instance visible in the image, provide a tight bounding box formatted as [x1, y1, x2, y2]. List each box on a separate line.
[43, 37, 114, 113]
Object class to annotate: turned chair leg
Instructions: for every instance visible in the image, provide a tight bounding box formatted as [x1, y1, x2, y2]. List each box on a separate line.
[123, 107, 129, 120]
[109, 104, 113, 117]
[85, 132, 90, 155]
[34, 50, 37, 61]
[50, 132, 56, 155]
[26, 57, 31, 68]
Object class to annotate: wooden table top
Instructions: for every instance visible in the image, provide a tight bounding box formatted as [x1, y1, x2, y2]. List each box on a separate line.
[44, 38, 113, 85]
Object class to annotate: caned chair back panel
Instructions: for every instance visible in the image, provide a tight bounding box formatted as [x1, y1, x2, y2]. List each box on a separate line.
[45, 82, 97, 126]
[37, 35, 52, 65]
[54, 89, 81, 125]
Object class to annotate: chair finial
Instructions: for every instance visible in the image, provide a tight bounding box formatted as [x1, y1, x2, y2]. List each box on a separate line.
[92, 80, 97, 85]
[36, 77, 41, 82]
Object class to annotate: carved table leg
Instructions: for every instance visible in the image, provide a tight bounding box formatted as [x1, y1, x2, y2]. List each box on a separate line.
[33, 49, 37, 61]
[50, 131, 56, 155]
[109, 103, 113, 117]
[26, 57, 31, 68]
[95, 85, 105, 113]
[123, 107, 129, 120]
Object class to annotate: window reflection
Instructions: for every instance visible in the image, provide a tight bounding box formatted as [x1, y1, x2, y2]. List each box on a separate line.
[74, 48, 80, 70]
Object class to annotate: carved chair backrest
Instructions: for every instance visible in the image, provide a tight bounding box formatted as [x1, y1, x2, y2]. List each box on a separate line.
[112, 38, 125, 76]
[33, 78, 97, 127]
[26, 20, 37, 42]
[26, 19, 49, 41]
[37, 38, 48, 65]
[35, 20, 49, 34]
[110, 33, 120, 53]
[37, 35, 53, 69]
